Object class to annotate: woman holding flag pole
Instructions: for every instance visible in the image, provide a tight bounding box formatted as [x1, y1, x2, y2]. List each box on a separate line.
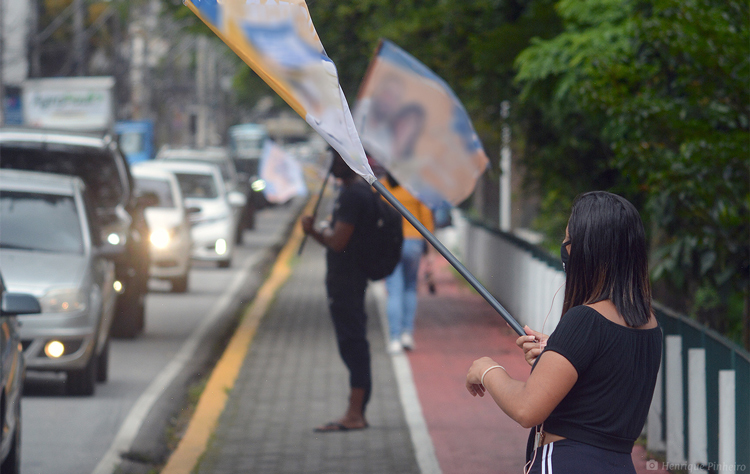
[465, 191, 662, 474]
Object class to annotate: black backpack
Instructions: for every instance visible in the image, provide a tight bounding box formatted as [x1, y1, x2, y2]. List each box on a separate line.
[360, 189, 404, 280]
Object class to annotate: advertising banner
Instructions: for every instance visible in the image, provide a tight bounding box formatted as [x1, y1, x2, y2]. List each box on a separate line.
[353, 40, 489, 207]
[259, 140, 308, 204]
[184, 0, 374, 182]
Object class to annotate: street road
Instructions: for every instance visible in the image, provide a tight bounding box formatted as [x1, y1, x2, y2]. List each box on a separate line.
[20, 202, 303, 474]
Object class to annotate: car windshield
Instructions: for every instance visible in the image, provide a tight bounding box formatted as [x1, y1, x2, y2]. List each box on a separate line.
[0, 191, 84, 254]
[169, 156, 232, 182]
[135, 177, 175, 208]
[174, 173, 218, 199]
[0, 145, 125, 209]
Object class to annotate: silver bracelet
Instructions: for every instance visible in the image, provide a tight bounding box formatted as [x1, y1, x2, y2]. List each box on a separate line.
[481, 365, 506, 387]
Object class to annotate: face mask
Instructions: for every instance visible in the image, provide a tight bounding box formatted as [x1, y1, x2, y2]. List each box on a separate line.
[561, 241, 570, 273]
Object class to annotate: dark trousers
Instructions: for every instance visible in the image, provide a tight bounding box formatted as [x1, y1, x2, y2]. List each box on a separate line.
[326, 270, 372, 413]
[526, 439, 636, 474]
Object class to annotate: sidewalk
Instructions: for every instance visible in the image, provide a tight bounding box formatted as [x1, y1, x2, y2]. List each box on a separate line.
[192, 239, 419, 474]
[172, 232, 667, 474]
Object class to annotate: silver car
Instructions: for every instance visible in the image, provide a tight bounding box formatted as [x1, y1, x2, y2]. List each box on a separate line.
[0, 170, 118, 396]
[131, 165, 193, 292]
[135, 161, 245, 268]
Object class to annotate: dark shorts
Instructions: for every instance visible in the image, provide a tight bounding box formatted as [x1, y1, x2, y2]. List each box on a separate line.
[526, 439, 635, 474]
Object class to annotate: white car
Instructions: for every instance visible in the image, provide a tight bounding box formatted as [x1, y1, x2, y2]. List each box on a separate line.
[137, 161, 245, 268]
[131, 165, 193, 292]
[156, 146, 251, 240]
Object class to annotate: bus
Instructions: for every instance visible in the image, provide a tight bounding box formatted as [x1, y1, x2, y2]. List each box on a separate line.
[228, 123, 267, 176]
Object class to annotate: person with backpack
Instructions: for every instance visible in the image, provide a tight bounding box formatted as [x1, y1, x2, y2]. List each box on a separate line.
[300, 148, 375, 432]
[380, 173, 434, 354]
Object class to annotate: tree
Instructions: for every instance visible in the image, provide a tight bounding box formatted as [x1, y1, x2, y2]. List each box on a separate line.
[515, 0, 750, 345]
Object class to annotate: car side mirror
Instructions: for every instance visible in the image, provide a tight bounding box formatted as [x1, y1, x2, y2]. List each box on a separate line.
[227, 191, 247, 208]
[1, 292, 41, 316]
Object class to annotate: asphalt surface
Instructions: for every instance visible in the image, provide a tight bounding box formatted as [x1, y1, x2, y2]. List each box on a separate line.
[21, 199, 305, 474]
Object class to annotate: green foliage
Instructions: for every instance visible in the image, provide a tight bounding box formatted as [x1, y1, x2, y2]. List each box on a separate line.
[167, 0, 748, 340]
[515, 0, 750, 338]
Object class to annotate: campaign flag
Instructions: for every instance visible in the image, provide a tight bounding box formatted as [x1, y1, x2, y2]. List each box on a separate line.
[184, 0, 374, 182]
[259, 140, 308, 204]
[353, 39, 489, 208]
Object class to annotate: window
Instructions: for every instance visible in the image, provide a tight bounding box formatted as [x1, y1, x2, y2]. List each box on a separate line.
[0, 191, 84, 254]
[174, 173, 218, 199]
[135, 177, 176, 208]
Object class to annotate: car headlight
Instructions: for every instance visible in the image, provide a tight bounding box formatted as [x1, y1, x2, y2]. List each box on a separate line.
[39, 288, 87, 313]
[215, 239, 228, 255]
[251, 179, 266, 192]
[107, 233, 122, 245]
[150, 228, 175, 249]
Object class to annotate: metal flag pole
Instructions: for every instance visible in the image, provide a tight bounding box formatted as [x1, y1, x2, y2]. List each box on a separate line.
[298, 165, 333, 255]
[371, 180, 526, 336]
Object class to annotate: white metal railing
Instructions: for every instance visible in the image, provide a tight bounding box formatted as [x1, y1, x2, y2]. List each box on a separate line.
[457, 216, 565, 334]
[455, 214, 749, 472]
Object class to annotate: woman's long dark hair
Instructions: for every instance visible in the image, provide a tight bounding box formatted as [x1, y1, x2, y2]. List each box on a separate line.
[562, 191, 652, 327]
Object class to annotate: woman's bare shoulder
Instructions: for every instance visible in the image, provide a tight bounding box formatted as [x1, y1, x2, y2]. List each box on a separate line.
[584, 300, 657, 329]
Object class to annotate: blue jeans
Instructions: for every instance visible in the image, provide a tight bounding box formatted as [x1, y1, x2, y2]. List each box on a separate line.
[385, 238, 424, 341]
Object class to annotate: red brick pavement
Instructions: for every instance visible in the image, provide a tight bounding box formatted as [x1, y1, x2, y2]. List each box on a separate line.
[408, 252, 669, 474]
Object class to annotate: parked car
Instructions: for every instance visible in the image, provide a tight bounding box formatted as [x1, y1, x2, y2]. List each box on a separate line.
[157, 146, 255, 236]
[0, 170, 119, 396]
[131, 165, 192, 292]
[0, 271, 40, 474]
[137, 161, 245, 268]
[0, 128, 151, 338]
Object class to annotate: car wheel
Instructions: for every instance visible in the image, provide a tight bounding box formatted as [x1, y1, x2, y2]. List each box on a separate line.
[217, 259, 231, 269]
[171, 273, 189, 293]
[67, 354, 97, 396]
[96, 339, 109, 383]
[0, 402, 21, 474]
[110, 293, 145, 339]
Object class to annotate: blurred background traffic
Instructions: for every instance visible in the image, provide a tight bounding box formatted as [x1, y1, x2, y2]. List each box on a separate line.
[0, 0, 747, 473]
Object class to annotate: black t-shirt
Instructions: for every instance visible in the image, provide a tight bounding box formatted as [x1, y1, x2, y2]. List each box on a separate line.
[527, 305, 662, 456]
[326, 178, 373, 279]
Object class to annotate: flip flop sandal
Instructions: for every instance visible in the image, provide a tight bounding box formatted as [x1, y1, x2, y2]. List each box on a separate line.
[313, 421, 368, 433]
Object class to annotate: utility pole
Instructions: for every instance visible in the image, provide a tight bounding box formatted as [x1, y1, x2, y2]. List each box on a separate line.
[499, 100, 512, 232]
[195, 35, 208, 148]
[0, 0, 5, 126]
[130, 0, 155, 120]
[73, 0, 86, 76]
[29, 0, 40, 77]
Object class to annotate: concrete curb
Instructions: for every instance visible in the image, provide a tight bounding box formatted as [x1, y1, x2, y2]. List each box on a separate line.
[160, 205, 310, 474]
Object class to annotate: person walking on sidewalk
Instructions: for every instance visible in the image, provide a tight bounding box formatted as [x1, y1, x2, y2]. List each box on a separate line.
[301, 149, 373, 432]
[465, 191, 662, 474]
[381, 173, 434, 354]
